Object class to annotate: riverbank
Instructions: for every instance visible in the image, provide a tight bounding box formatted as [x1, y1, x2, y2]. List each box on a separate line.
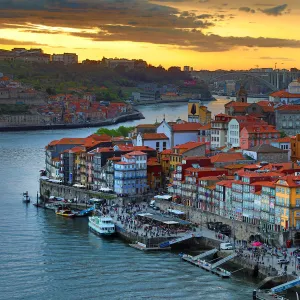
[0, 110, 144, 132]
[133, 97, 215, 106]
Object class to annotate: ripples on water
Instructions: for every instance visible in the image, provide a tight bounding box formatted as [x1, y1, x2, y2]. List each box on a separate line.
[0, 102, 257, 299]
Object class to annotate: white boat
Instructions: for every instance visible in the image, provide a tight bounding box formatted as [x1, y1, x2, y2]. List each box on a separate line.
[88, 216, 115, 236]
[22, 191, 30, 203]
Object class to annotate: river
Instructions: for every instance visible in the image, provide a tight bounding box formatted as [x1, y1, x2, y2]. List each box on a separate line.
[0, 99, 260, 300]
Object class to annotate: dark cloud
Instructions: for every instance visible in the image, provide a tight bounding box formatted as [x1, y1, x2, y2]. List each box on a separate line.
[0, 37, 47, 46]
[239, 7, 256, 13]
[0, 0, 299, 54]
[197, 14, 213, 19]
[260, 4, 288, 16]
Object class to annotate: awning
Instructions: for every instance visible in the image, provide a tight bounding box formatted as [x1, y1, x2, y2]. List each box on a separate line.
[163, 221, 179, 225]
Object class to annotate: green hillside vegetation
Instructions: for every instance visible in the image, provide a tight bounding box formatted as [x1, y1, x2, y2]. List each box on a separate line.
[0, 60, 211, 101]
[96, 125, 135, 137]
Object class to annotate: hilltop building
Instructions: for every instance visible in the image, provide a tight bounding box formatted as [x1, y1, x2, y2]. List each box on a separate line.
[52, 53, 78, 65]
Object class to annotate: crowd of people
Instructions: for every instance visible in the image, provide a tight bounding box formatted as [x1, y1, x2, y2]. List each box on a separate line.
[98, 202, 192, 239]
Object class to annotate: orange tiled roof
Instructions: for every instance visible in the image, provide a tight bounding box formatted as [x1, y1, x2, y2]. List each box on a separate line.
[270, 90, 300, 98]
[276, 105, 300, 111]
[161, 149, 172, 154]
[172, 122, 203, 132]
[242, 125, 279, 133]
[173, 141, 205, 152]
[276, 175, 300, 187]
[54, 138, 86, 145]
[133, 146, 155, 151]
[142, 133, 168, 140]
[272, 137, 292, 143]
[225, 101, 250, 108]
[216, 180, 233, 188]
[251, 181, 276, 188]
[136, 124, 158, 128]
[107, 157, 121, 161]
[126, 151, 146, 156]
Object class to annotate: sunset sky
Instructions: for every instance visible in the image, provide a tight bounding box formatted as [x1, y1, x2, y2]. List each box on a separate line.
[0, 0, 300, 70]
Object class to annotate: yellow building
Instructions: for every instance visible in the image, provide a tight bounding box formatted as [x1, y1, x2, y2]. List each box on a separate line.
[275, 176, 300, 230]
[158, 149, 172, 180]
[188, 100, 211, 125]
[291, 134, 300, 162]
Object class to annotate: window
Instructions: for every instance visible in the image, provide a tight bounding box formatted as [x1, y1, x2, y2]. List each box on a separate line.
[163, 142, 167, 150]
[297, 199, 300, 207]
[156, 142, 159, 151]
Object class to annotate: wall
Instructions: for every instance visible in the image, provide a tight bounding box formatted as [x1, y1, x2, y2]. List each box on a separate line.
[156, 121, 173, 147]
[40, 180, 118, 204]
[257, 152, 288, 163]
[173, 132, 198, 146]
[156, 199, 285, 246]
[183, 144, 206, 157]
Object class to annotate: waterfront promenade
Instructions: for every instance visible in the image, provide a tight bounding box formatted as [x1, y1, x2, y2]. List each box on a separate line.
[98, 202, 300, 281]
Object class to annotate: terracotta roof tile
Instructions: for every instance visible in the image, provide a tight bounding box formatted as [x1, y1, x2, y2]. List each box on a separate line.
[172, 122, 203, 132]
[142, 133, 168, 140]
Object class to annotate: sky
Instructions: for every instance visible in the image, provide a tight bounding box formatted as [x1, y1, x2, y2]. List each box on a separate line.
[0, 0, 299, 70]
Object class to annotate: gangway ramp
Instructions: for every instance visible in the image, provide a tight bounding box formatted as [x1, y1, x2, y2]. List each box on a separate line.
[159, 233, 201, 249]
[192, 249, 218, 261]
[271, 277, 300, 293]
[210, 253, 238, 269]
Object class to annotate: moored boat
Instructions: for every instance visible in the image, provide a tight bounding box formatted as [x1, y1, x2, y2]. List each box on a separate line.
[74, 207, 94, 217]
[88, 216, 115, 236]
[55, 209, 75, 218]
[22, 191, 30, 203]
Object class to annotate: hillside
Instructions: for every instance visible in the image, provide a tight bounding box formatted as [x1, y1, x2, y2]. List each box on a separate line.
[0, 61, 212, 100]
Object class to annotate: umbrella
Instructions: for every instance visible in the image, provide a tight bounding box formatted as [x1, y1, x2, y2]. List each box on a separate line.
[252, 241, 263, 247]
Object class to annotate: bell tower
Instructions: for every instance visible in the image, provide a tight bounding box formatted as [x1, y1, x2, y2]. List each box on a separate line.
[236, 86, 248, 103]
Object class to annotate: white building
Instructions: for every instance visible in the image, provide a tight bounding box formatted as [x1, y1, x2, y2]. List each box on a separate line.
[210, 114, 232, 149]
[227, 119, 240, 148]
[114, 151, 147, 195]
[156, 120, 203, 148]
[136, 132, 169, 151]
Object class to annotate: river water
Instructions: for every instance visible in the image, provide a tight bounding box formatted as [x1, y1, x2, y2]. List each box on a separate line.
[0, 99, 259, 300]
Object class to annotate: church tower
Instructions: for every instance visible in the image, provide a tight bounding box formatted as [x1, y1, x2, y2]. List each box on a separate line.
[236, 86, 248, 103]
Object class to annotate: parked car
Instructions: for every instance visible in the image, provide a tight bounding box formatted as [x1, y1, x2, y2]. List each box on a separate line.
[277, 258, 289, 264]
[293, 249, 300, 256]
[220, 243, 234, 250]
[152, 206, 160, 211]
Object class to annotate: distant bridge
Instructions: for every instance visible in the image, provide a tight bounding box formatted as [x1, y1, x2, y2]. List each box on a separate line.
[192, 70, 300, 92]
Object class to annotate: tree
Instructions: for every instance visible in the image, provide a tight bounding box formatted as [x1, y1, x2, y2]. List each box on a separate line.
[96, 125, 135, 137]
[280, 131, 287, 138]
[46, 87, 56, 95]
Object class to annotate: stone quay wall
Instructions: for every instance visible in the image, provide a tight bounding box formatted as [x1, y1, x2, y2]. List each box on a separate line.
[156, 199, 285, 246]
[40, 180, 118, 205]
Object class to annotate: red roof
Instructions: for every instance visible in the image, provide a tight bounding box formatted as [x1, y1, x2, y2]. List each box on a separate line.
[161, 149, 172, 154]
[173, 141, 205, 152]
[270, 90, 300, 98]
[242, 125, 279, 134]
[276, 105, 300, 111]
[172, 122, 203, 132]
[142, 133, 168, 140]
[272, 137, 292, 143]
[126, 151, 146, 156]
